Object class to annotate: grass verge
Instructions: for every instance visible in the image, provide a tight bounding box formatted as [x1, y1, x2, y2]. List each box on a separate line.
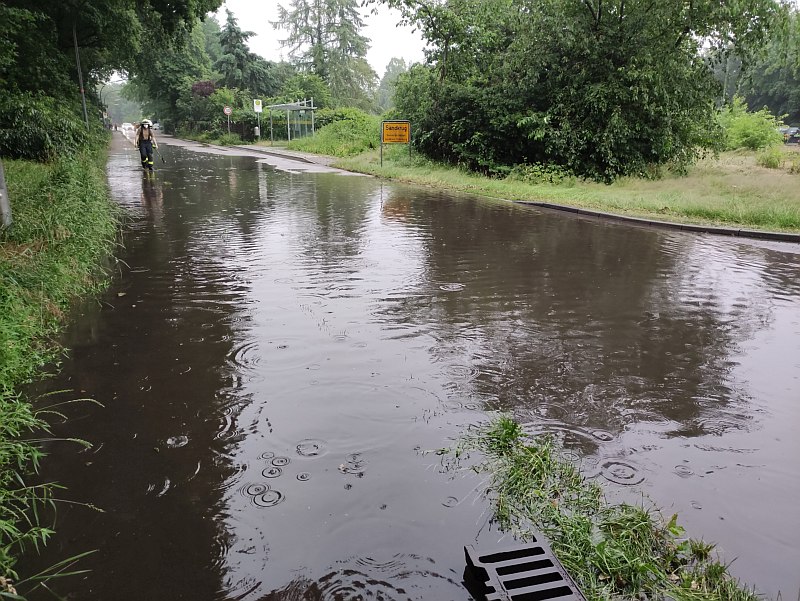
[448, 416, 760, 601]
[333, 146, 800, 233]
[1, 149, 119, 596]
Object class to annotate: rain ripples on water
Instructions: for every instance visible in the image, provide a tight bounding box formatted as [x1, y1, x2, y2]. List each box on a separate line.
[19, 141, 800, 600]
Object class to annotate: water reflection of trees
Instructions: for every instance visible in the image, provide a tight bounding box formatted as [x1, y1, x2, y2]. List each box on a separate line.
[380, 191, 792, 447]
[264, 173, 378, 289]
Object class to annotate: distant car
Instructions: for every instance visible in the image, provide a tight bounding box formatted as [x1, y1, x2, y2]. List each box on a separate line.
[121, 122, 134, 131]
[780, 126, 800, 143]
[152, 122, 161, 131]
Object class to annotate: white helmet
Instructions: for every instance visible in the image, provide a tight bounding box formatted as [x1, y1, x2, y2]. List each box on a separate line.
[141, 119, 152, 126]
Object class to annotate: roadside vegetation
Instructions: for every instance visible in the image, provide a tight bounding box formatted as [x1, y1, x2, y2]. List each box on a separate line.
[450, 416, 761, 601]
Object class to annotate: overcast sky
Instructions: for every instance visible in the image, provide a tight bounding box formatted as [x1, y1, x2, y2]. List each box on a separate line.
[214, 1, 426, 77]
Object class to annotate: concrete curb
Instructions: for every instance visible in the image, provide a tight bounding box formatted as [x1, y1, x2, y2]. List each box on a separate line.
[515, 201, 800, 243]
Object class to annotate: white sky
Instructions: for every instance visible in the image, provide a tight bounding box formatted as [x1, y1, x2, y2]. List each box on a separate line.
[214, 1, 426, 77]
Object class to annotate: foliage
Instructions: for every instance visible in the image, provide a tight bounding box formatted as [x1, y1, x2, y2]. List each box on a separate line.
[280, 74, 333, 109]
[448, 416, 762, 601]
[127, 10, 297, 135]
[288, 108, 379, 156]
[738, 9, 800, 125]
[717, 97, 784, 150]
[1, 0, 223, 104]
[375, 0, 783, 181]
[506, 163, 576, 187]
[200, 15, 224, 69]
[126, 22, 215, 128]
[376, 57, 408, 111]
[274, 0, 377, 109]
[191, 80, 216, 98]
[215, 9, 287, 97]
[0, 92, 107, 162]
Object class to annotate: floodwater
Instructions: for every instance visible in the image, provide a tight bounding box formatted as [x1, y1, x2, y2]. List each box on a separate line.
[20, 138, 800, 600]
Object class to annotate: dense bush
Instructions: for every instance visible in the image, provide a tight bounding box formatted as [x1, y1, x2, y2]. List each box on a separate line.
[288, 108, 379, 157]
[0, 92, 104, 162]
[718, 97, 784, 150]
[506, 163, 577, 187]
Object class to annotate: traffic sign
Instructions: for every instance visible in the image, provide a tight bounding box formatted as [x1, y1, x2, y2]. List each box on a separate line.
[381, 120, 411, 144]
[253, 99, 263, 113]
[223, 105, 232, 116]
[380, 120, 412, 167]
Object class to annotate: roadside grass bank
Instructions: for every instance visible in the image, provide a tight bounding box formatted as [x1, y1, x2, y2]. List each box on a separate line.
[1, 149, 119, 595]
[332, 146, 800, 234]
[451, 416, 760, 601]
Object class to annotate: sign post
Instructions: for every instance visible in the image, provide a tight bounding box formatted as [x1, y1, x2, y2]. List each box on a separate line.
[253, 99, 262, 140]
[223, 105, 232, 134]
[380, 120, 411, 167]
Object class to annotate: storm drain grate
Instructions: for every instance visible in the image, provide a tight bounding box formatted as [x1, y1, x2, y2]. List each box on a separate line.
[463, 537, 587, 601]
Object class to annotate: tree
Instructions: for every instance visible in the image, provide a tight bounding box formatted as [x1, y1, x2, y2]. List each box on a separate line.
[273, 0, 377, 108]
[100, 81, 143, 124]
[201, 15, 224, 70]
[215, 9, 255, 89]
[1, 0, 223, 100]
[215, 10, 292, 97]
[377, 0, 784, 180]
[280, 73, 333, 108]
[376, 57, 408, 111]
[738, 9, 800, 125]
[126, 21, 214, 126]
[0, 0, 223, 158]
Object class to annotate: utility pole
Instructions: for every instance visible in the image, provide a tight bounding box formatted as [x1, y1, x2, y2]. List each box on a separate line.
[73, 22, 90, 130]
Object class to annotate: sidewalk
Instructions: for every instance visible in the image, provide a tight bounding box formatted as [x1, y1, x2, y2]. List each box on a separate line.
[157, 135, 363, 175]
[230, 144, 337, 167]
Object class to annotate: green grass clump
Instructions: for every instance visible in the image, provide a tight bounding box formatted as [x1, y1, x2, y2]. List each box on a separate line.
[216, 132, 243, 146]
[450, 416, 761, 601]
[755, 145, 785, 169]
[1, 151, 118, 592]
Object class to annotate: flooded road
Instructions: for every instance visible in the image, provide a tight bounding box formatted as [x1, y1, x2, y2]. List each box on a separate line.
[22, 138, 800, 599]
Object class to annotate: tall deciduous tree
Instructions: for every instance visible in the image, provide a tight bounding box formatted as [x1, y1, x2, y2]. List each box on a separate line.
[273, 0, 377, 108]
[737, 9, 800, 124]
[376, 57, 408, 111]
[372, 0, 783, 180]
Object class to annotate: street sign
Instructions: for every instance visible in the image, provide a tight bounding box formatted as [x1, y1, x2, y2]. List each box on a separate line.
[381, 120, 411, 144]
[223, 105, 232, 115]
[253, 99, 263, 113]
[380, 120, 412, 167]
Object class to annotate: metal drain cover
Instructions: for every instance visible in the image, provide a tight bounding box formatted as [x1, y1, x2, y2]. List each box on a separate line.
[463, 536, 587, 601]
